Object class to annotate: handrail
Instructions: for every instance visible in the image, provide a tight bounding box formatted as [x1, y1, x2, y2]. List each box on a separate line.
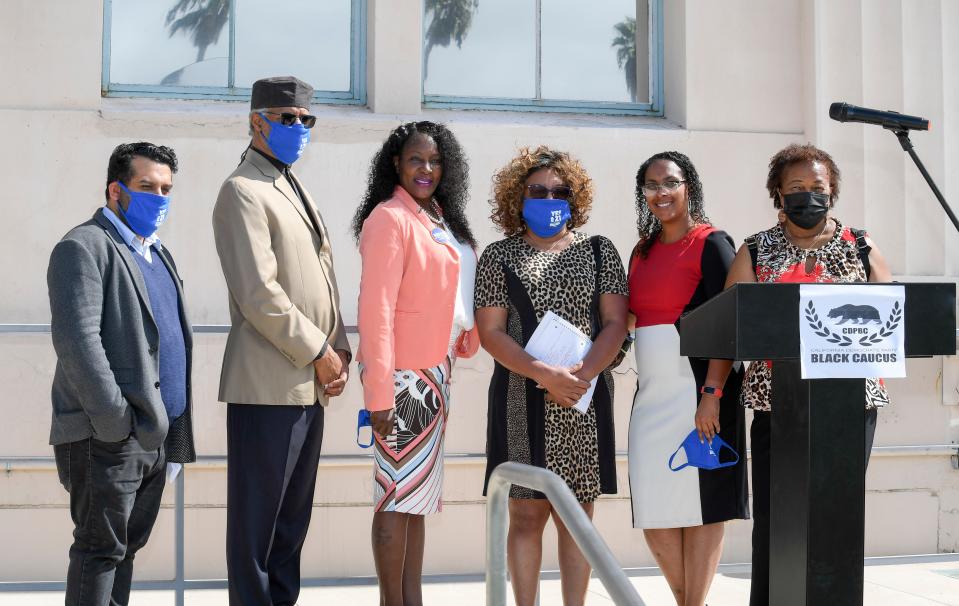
[485, 462, 645, 606]
[0, 323, 232, 333]
[1, 325, 954, 351]
[0, 324, 359, 334]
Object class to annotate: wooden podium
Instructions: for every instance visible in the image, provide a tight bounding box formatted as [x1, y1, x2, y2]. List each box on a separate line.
[679, 282, 955, 605]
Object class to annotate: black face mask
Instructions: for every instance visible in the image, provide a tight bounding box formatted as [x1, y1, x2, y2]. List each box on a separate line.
[782, 191, 830, 229]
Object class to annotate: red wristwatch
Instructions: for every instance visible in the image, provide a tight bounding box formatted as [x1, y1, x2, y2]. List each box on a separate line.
[700, 385, 723, 398]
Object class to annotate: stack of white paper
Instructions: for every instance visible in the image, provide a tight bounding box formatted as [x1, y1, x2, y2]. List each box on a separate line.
[524, 311, 597, 413]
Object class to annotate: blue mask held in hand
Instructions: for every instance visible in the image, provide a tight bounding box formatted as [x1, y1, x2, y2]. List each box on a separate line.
[116, 181, 170, 238]
[522, 198, 571, 238]
[668, 429, 739, 471]
[356, 409, 373, 449]
[259, 113, 310, 165]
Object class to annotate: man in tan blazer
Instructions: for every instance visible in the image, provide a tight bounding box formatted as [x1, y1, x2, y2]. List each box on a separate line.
[212, 76, 351, 606]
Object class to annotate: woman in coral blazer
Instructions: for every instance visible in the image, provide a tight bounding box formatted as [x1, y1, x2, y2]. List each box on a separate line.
[352, 121, 478, 605]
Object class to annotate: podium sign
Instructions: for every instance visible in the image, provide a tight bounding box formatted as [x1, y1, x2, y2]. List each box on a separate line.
[798, 284, 906, 379]
[679, 282, 955, 606]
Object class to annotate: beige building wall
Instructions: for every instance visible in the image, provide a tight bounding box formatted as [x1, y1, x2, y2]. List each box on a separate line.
[1, 0, 957, 583]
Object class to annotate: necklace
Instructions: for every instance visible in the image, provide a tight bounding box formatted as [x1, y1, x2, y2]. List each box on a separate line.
[783, 217, 830, 250]
[525, 230, 572, 253]
[659, 221, 698, 245]
[419, 199, 442, 224]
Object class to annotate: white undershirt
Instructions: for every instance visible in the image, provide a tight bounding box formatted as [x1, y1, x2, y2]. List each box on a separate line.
[439, 221, 476, 343]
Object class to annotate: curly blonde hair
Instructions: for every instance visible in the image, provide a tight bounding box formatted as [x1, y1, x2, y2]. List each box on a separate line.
[490, 146, 593, 236]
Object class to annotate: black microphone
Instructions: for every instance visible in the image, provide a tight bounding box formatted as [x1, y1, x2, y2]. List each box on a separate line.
[829, 102, 929, 131]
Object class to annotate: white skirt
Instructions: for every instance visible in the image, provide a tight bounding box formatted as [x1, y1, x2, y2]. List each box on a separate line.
[627, 324, 705, 529]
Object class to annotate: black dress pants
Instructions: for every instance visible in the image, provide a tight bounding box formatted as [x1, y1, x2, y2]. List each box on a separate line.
[748, 407, 878, 606]
[226, 403, 325, 606]
[54, 435, 166, 606]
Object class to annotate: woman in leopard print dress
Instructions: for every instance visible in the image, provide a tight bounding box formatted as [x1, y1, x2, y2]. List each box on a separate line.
[724, 144, 892, 606]
[474, 146, 628, 606]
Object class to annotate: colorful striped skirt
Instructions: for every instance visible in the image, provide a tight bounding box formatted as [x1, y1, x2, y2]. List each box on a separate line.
[373, 355, 452, 514]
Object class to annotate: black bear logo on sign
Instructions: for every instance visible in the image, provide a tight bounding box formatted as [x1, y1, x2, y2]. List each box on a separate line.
[827, 304, 881, 325]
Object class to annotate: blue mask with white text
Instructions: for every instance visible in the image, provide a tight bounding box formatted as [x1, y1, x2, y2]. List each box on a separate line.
[116, 181, 169, 238]
[522, 198, 571, 238]
[260, 114, 310, 165]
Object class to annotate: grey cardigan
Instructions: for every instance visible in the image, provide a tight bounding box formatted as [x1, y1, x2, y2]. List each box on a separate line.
[47, 209, 195, 463]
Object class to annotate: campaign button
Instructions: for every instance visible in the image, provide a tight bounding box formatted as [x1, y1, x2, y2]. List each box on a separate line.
[431, 227, 450, 244]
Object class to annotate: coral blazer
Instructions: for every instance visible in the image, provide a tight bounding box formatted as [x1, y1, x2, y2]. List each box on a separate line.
[357, 186, 479, 411]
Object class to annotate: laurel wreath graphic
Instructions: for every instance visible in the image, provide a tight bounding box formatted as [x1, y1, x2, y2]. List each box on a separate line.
[858, 301, 902, 346]
[804, 300, 902, 348]
[804, 301, 853, 346]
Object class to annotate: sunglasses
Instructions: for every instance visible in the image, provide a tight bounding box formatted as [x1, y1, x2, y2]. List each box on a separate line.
[262, 112, 317, 129]
[526, 184, 573, 200]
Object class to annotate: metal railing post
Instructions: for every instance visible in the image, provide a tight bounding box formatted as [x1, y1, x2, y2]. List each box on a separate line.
[485, 462, 644, 606]
[485, 468, 510, 605]
[175, 469, 185, 606]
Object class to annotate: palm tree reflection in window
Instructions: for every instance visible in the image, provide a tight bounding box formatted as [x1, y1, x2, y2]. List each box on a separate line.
[423, 0, 479, 80]
[162, 0, 229, 85]
[611, 16, 636, 102]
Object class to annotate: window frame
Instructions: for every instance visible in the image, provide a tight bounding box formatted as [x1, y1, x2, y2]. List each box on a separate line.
[101, 0, 367, 104]
[421, 0, 663, 116]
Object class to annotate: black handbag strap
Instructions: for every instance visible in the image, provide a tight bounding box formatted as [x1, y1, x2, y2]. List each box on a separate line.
[589, 236, 603, 339]
[745, 235, 759, 273]
[850, 227, 872, 280]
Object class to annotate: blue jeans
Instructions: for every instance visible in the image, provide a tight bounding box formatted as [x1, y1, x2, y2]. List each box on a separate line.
[54, 435, 166, 606]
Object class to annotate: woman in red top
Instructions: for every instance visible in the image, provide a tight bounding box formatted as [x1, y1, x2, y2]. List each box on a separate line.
[627, 151, 748, 606]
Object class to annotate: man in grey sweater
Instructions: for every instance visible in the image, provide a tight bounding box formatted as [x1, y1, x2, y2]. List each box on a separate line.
[47, 142, 195, 605]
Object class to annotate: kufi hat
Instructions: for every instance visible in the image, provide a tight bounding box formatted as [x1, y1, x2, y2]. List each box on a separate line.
[250, 76, 314, 109]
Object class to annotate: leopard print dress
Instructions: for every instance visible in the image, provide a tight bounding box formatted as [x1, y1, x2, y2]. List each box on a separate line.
[741, 219, 890, 411]
[475, 233, 628, 502]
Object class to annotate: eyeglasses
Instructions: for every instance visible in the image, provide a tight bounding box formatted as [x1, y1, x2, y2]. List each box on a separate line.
[262, 112, 317, 129]
[526, 184, 573, 200]
[641, 180, 686, 196]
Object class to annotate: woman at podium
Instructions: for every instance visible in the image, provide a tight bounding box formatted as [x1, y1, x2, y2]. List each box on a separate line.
[724, 143, 893, 606]
[626, 151, 749, 606]
[474, 146, 629, 606]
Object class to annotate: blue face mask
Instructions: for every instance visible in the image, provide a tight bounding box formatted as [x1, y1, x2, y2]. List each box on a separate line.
[522, 198, 571, 238]
[260, 114, 310, 165]
[668, 429, 740, 471]
[116, 181, 170, 238]
[356, 409, 373, 449]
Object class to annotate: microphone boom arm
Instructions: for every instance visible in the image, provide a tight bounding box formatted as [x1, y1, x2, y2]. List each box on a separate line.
[888, 128, 959, 236]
